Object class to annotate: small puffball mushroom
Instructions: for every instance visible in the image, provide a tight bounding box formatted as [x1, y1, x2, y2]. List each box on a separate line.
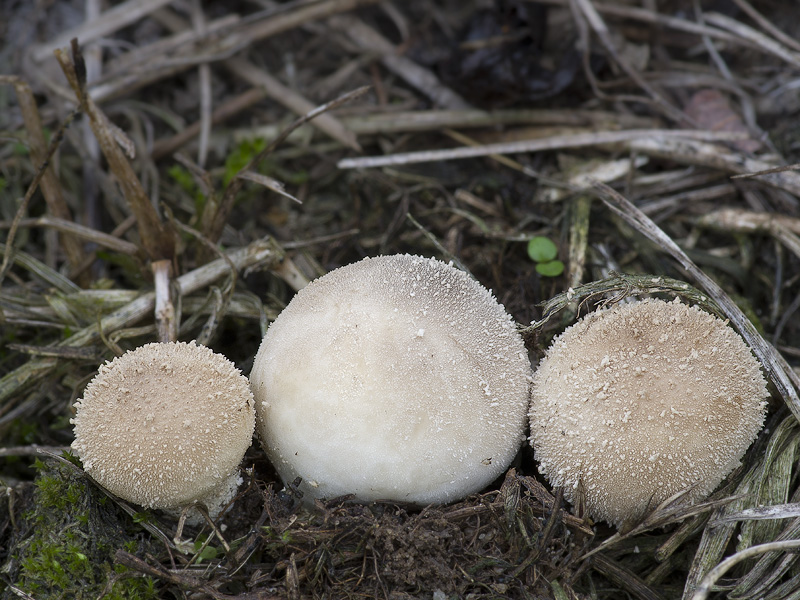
[529, 298, 769, 529]
[71, 341, 255, 518]
[250, 254, 531, 505]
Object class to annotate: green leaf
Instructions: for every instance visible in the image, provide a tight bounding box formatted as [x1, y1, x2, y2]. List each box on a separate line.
[535, 260, 565, 277]
[167, 165, 194, 191]
[527, 236, 558, 262]
[224, 137, 267, 185]
[196, 544, 218, 562]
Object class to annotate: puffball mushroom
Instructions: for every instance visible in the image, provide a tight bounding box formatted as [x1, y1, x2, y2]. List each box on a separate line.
[71, 341, 255, 518]
[250, 254, 531, 505]
[529, 298, 769, 529]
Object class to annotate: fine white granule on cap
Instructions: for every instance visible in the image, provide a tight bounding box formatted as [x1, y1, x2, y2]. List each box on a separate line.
[529, 298, 768, 529]
[72, 341, 255, 514]
[251, 254, 532, 505]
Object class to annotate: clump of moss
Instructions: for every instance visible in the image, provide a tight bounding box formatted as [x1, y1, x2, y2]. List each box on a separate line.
[3, 458, 159, 600]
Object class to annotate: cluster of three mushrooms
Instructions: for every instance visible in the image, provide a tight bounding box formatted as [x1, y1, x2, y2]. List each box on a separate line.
[72, 255, 769, 528]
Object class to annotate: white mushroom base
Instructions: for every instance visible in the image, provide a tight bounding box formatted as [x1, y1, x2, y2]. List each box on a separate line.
[250, 255, 531, 505]
[162, 470, 244, 524]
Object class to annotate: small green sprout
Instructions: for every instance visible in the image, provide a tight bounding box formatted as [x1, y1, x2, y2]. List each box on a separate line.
[527, 236, 564, 277]
[168, 165, 206, 215]
[193, 536, 219, 563]
[223, 137, 267, 185]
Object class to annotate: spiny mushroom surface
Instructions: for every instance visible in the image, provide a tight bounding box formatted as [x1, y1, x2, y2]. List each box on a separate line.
[72, 341, 255, 516]
[529, 298, 768, 529]
[250, 254, 531, 505]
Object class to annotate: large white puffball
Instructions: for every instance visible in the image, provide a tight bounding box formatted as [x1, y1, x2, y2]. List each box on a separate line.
[250, 254, 531, 505]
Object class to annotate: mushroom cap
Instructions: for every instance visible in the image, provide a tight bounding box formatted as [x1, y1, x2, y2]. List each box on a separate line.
[529, 298, 768, 528]
[250, 254, 531, 505]
[71, 341, 255, 513]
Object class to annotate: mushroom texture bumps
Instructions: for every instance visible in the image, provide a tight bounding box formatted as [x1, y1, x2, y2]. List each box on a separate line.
[250, 254, 531, 505]
[529, 298, 769, 529]
[72, 341, 255, 518]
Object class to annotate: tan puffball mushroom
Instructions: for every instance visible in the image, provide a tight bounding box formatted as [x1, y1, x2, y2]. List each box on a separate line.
[71, 341, 255, 518]
[250, 254, 531, 505]
[529, 297, 769, 529]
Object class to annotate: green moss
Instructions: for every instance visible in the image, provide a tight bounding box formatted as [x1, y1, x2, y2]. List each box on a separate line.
[9, 460, 159, 600]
